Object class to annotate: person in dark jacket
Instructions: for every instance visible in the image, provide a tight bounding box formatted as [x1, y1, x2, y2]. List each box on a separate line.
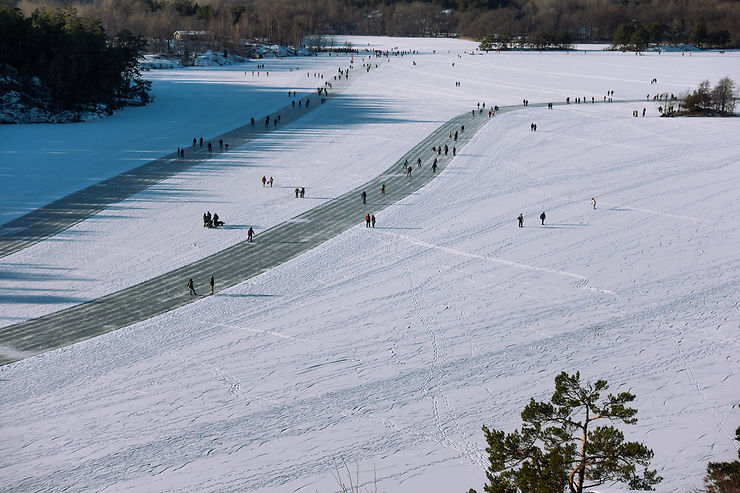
[540, 211, 546, 225]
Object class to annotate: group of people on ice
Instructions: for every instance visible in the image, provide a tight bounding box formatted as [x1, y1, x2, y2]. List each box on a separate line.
[203, 211, 224, 228]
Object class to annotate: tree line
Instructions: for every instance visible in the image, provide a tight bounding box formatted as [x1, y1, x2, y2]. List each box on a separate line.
[0, 0, 150, 112]
[7, 0, 738, 54]
[613, 20, 732, 51]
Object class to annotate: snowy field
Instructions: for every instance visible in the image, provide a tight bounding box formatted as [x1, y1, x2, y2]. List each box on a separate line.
[1, 37, 740, 492]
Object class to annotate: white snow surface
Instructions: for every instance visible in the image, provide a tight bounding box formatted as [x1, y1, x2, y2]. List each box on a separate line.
[1, 37, 740, 492]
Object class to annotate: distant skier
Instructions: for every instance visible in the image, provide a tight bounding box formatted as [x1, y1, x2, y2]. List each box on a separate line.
[518, 213, 524, 227]
[247, 227, 254, 242]
[591, 197, 597, 209]
[210, 276, 215, 295]
[361, 190, 367, 204]
[187, 278, 197, 295]
[540, 211, 546, 225]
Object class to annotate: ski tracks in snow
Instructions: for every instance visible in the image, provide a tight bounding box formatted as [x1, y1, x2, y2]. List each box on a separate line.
[404, 268, 488, 469]
[390, 231, 616, 297]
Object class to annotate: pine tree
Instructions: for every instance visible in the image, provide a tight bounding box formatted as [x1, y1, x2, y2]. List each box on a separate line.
[472, 371, 662, 493]
[704, 426, 740, 493]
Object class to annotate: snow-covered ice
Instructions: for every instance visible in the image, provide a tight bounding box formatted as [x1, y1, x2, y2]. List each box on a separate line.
[1, 37, 739, 492]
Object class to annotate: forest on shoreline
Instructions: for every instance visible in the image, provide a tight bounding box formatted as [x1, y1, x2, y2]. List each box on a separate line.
[6, 0, 739, 55]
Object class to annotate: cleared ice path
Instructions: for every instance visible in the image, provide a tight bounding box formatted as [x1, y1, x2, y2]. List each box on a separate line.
[0, 70, 358, 258]
[0, 104, 496, 365]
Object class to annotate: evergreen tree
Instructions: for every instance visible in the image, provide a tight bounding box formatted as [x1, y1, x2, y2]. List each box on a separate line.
[704, 426, 740, 492]
[471, 371, 662, 493]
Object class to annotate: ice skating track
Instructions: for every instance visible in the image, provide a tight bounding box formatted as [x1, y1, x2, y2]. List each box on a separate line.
[0, 104, 494, 365]
[0, 69, 360, 259]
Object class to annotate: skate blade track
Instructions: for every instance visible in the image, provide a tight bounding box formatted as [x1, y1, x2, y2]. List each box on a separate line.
[385, 231, 617, 296]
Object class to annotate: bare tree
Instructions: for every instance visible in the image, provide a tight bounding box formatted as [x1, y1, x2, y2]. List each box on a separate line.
[711, 76, 737, 115]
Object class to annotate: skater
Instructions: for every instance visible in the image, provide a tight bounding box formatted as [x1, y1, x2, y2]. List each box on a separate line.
[361, 190, 367, 204]
[417, 157, 422, 167]
[210, 276, 214, 295]
[517, 213, 524, 227]
[192, 137, 197, 148]
[380, 183, 385, 194]
[219, 139, 223, 150]
[454, 131, 458, 141]
[591, 197, 597, 209]
[371, 215, 376, 228]
[207, 142, 212, 152]
[269, 177, 273, 187]
[199, 137, 203, 147]
[432, 157, 438, 173]
[262, 176, 267, 186]
[187, 278, 197, 295]
[365, 214, 371, 227]
[452, 147, 456, 156]
[300, 187, 305, 198]
[407, 166, 412, 177]
[295, 187, 300, 198]
[540, 211, 546, 225]
[444, 144, 448, 155]
[247, 227, 254, 242]
[203, 211, 211, 228]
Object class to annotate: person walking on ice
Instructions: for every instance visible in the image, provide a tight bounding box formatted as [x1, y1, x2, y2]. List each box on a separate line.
[269, 177, 273, 187]
[540, 211, 546, 225]
[371, 215, 376, 228]
[381, 183, 385, 194]
[187, 278, 197, 295]
[517, 213, 524, 227]
[262, 176, 267, 186]
[247, 227, 254, 242]
[407, 166, 412, 177]
[365, 214, 371, 227]
[591, 197, 597, 209]
[210, 276, 214, 295]
[361, 190, 367, 204]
